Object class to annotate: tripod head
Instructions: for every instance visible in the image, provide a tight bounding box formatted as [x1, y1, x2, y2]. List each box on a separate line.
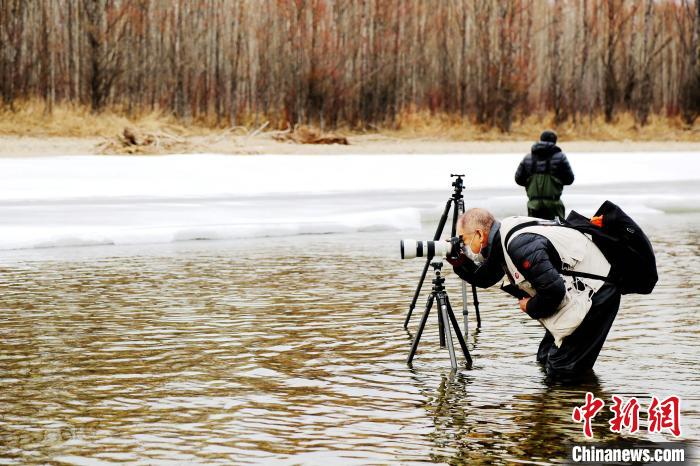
[450, 174, 465, 200]
[430, 261, 446, 291]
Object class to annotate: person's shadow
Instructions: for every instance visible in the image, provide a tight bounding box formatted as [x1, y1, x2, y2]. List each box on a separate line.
[415, 370, 631, 464]
[513, 371, 611, 461]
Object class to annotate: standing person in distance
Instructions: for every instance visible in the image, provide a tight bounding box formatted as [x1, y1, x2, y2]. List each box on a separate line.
[515, 130, 574, 220]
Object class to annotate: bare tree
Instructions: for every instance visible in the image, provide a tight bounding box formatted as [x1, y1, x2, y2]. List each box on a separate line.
[549, 0, 565, 124]
[84, 0, 127, 112]
[0, 0, 27, 108]
[680, 0, 700, 125]
[1, 0, 697, 131]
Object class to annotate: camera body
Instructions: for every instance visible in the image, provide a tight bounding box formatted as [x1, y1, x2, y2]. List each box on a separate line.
[400, 236, 463, 260]
[446, 235, 462, 260]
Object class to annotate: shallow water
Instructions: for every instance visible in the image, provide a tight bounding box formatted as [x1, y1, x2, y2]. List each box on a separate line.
[0, 212, 698, 465]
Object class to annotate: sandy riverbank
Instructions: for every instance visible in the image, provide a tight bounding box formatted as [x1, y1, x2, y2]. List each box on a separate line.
[1, 134, 700, 157]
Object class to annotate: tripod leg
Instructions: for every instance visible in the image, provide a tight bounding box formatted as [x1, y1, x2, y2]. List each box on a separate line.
[451, 197, 461, 237]
[407, 294, 434, 365]
[435, 199, 453, 241]
[437, 292, 458, 370]
[445, 294, 473, 366]
[438, 301, 446, 347]
[404, 259, 430, 328]
[454, 198, 470, 333]
[461, 281, 468, 335]
[405, 199, 453, 328]
[472, 284, 481, 328]
[453, 196, 466, 232]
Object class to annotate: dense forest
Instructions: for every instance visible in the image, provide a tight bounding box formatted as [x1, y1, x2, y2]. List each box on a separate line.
[1, 0, 699, 132]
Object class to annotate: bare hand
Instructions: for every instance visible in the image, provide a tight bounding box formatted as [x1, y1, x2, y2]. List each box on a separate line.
[518, 297, 530, 312]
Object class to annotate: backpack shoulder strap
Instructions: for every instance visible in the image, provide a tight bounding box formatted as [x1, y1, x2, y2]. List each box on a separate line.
[503, 220, 543, 249]
[504, 220, 614, 284]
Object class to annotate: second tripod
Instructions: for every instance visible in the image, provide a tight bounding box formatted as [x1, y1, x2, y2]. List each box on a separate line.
[404, 174, 481, 332]
[406, 261, 472, 369]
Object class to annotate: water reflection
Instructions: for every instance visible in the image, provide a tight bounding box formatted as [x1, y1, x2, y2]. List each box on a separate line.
[0, 220, 697, 464]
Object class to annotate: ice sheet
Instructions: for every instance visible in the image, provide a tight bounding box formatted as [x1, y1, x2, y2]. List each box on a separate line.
[1, 152, 698, 200]
[0, 152, 697, 250]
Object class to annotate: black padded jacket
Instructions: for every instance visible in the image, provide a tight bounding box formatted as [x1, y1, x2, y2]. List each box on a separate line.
[452, 228, 566, 320]
[506, 232, 566, 319]
[515, 142, 575, 187]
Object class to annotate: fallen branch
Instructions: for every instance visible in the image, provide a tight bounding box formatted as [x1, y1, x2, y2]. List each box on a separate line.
[97, 127, 191, 154]
[272, 125, 349, 145]
[247, 121, 270, 139]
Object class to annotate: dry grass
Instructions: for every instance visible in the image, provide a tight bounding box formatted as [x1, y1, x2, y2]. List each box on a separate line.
[389, 109, 700, 141]
[1, 100, 698, 151]
[0, 100, 211, 138]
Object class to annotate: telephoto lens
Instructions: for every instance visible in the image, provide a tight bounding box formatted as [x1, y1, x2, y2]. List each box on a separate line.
[400, 238, 461, 259]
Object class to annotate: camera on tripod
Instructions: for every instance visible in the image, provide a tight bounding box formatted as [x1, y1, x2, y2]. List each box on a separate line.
[399, 174, 480, 370]
[399, 236, 463, 260]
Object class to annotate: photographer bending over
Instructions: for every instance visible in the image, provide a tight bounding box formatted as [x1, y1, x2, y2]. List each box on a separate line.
[447, 208, 621, 377]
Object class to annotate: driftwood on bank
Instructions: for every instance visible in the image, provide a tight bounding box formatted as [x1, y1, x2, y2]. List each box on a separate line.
[272, 125, 349, 145]
[96, 123, 350, 155]
[98, 127, 191, 154]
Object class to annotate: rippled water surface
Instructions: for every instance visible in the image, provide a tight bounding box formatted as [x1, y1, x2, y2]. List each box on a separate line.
[1, 215, 698, 465]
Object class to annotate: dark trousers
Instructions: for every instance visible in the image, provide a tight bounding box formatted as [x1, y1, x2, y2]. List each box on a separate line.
[527, 199, 565, 220]
[537, 283, 621, 376]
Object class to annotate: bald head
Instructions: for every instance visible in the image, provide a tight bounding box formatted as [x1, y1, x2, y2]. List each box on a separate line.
[456, 208, 495, 257]
[458, 208, 495, 237]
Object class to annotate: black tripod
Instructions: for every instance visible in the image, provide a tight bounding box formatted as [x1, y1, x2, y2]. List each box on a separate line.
[404, 174, 481, 333]
[406, 261, 472, 369]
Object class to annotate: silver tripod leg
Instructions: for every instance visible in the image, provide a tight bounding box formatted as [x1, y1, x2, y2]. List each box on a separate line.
[461, 280, 468, 335]
[437, 293, 457, 370]
[457, 198, 469, 333]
